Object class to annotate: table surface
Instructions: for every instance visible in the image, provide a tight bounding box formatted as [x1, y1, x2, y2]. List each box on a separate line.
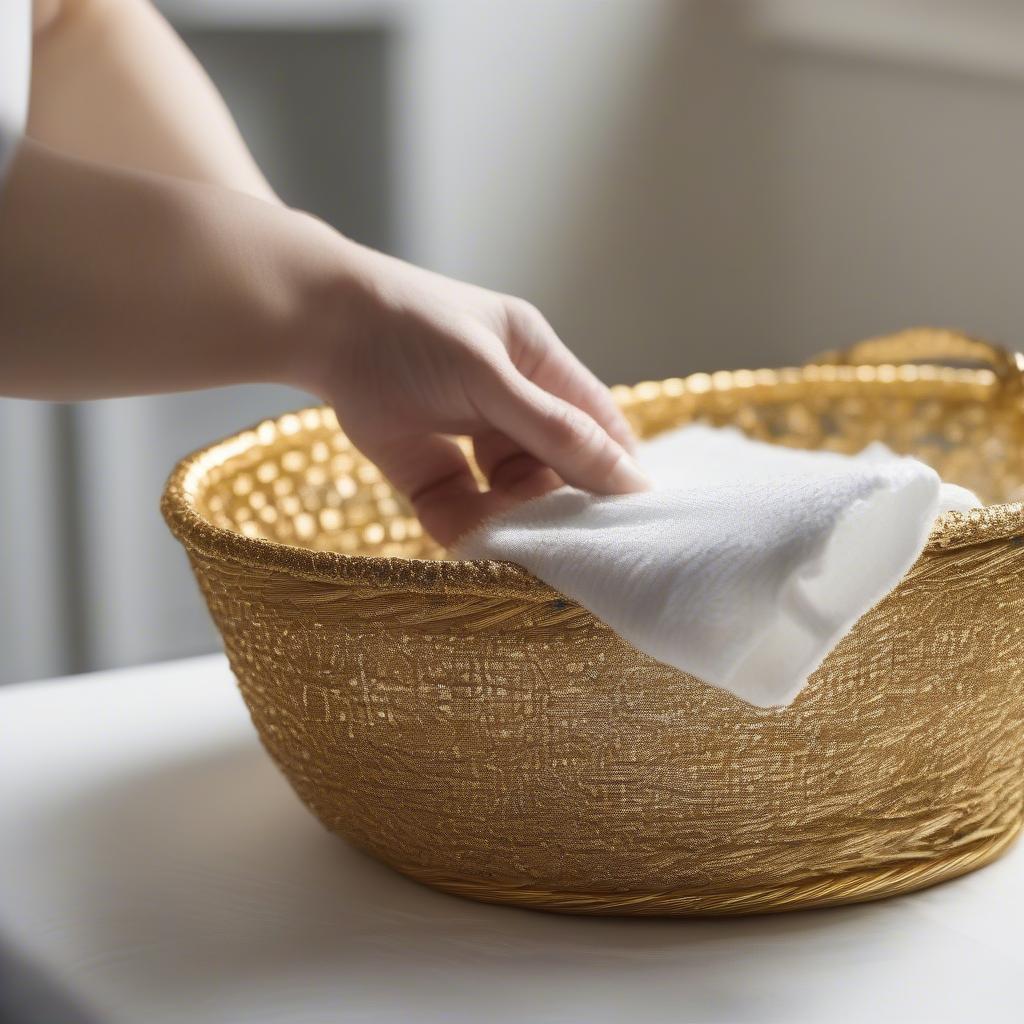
[2, 655, 1022, 1024]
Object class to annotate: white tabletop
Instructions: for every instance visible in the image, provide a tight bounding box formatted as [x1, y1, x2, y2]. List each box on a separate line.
[1, 655, 1022, 1024]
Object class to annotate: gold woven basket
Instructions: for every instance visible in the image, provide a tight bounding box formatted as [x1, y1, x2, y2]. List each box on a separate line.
[162, 328, 1024, 916]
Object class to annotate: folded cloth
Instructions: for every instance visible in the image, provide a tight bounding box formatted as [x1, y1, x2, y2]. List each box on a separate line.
[456, 425, 980, 708]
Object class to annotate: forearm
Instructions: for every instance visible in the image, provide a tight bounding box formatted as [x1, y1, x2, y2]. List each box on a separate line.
[0, 140, 346, 400]
[29, 0, 276, 201]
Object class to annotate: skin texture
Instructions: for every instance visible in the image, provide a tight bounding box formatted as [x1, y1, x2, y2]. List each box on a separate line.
[1, 0, 646, 545]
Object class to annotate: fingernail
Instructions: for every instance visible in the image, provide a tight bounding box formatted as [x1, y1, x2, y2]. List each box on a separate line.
[609, 451, 652, 493]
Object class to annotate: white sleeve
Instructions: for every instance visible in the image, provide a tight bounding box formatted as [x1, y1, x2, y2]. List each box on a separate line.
[0, 0, 31, 186]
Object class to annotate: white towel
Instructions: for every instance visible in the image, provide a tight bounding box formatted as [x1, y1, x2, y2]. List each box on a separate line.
[457, 426, 980, 708]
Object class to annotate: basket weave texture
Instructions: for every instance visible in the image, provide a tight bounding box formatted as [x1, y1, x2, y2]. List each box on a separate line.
[162, 329, 1024, 915]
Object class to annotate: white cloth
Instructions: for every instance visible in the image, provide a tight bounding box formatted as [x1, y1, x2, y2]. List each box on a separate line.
[0, 0, 30, 186]
[458, 426, 980, 708]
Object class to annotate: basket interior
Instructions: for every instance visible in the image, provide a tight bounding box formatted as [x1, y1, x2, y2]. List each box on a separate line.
[186, 371, 1024, 560]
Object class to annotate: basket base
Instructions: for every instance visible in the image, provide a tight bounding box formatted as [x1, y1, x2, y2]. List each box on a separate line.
[395, 818, 1022, 916]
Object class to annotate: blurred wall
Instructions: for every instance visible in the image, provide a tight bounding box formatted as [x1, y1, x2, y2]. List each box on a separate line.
[390, 0, 1024, 380]
[5, 0, 1024, 682]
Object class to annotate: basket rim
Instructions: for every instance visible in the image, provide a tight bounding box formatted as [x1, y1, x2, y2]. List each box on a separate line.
[161, 366, 1024, 600]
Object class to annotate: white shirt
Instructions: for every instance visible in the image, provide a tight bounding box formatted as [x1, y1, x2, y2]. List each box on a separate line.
[0, 0, 31, 184]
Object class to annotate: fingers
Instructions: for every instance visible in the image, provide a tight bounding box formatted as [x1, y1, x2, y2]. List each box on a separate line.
[340, 296, 649, 544]
[472, 428, 563, 498]
[354, 433, 484, 547]
[354, 431, 558, 548]
[505, 301, 639, 453]
[472, 365, 650, 496]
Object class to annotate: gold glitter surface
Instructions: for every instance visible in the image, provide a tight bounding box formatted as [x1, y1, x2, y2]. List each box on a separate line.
[161, 328, 1024, 914]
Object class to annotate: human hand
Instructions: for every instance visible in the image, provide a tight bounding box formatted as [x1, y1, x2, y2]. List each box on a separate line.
[300, 242, 648, 546]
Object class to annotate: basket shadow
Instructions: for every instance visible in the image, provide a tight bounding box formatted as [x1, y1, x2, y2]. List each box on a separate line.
[35, 736, 928, 1020]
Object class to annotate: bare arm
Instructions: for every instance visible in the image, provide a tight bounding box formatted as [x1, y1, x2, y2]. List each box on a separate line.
[0, 139, 329, 399]
[29, 0, 275, 200]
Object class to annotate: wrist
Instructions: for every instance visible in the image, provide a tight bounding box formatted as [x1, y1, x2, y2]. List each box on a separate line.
[245, 212, 355, 395]
[277, 226, 382, 401]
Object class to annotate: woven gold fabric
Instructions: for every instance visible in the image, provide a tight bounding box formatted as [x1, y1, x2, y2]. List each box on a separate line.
[162, 329, 1024, 915]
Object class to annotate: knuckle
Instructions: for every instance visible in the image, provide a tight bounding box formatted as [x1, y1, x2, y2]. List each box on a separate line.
[561, 415, 625, 478]
[502, 298, 562, 374]
[507, 296, 547, 332]
[546, 405, 598, 456]
[463, 333, 509, 375]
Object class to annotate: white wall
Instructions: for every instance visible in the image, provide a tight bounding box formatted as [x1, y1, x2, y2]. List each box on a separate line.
[391, 0, 1024, 380]
[396, 1, 774, 382]
[0, 401, 71, 680]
